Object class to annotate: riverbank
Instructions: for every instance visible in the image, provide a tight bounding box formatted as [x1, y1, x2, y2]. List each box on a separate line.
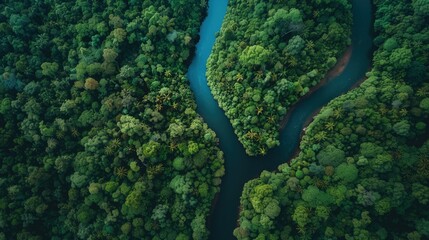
[280, 46, 352, 129]
[282, 51, 371, 165]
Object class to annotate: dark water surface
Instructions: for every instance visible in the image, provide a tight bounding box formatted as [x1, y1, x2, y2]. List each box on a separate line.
[186, 0, 374, 239]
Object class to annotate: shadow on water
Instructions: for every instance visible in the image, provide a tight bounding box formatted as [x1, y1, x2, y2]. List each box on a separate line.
[186, 0, 374, 239]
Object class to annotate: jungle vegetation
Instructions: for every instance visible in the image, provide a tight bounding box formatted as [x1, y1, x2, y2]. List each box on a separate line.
[1, 0, 428, 239]
[207, 0, 352, 155]
[234, 0, 429, 239]
[0, 0, 225, 239]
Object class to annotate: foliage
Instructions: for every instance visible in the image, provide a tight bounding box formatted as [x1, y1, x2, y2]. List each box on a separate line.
[0, 0, 223, 239]
[207, 0, 352, 155]
[235, 0, 429, 238]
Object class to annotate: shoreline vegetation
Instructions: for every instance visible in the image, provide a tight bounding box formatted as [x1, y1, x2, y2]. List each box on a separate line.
[278, 46, 355, 184]
[234, 0, 429, 239]
[234, 38, 355, 236]
[280, 46, 352, 129]
[206, 0, 353, 156]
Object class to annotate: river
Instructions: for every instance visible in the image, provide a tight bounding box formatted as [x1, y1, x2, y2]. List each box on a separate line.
[186, 0, 374, 239]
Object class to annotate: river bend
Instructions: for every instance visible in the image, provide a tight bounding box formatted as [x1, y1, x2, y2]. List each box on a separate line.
[186, 0, 373, 239]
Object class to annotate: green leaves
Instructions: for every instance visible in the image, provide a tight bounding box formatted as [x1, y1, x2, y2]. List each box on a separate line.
[412, 0, 429, 16]
[389, 47, 412, 70]
[412, 183, 429, 204]
[235, 0, 429, 238]
[118, 115, 148, 137]
[316, 145, 345, 167]
[250, 184, 273, 213]
[302, 186, 334, 206]
[292, 205, 310, 229]
[286, 35, 305, 56]
[41, 62, 59, 77]
[334, 163, 358, 183]
[207, 0, 351, 156]
[239, 45, 272, 67]
[420, 98, 429, 111]
[0, 0, 224, 239]
[173, 157, 185, 171]
[393, 120, 411, 136]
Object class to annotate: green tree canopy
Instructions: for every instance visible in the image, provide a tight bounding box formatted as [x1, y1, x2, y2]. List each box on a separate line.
[239, 45, 272, 67]
[317, 145, 345, 167]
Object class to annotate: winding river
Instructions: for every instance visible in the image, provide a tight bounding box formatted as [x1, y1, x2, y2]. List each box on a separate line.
[186, 0, 374, 239]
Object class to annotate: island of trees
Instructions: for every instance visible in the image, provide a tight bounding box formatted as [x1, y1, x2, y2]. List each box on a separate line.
[207, 0, 352, 156]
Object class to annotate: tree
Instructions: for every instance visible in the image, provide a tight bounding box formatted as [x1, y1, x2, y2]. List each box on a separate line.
[173, 157, 185, 171]
[420, 98, 429, 111]
[117, 65, 135, 79]
[383, 38, 398, 51]
[269, 8, 303, 35]
[188, 141, 199, 155]
[375, 198, 391, 215]
[286, 36, 305, 56]
[70, 172, 87, 188]
[250, 184, 273, 213]
[168, 121, 185, 138]
[239, 45, 271, 67]
[86, 63, 102, 76]
[84, 77, 99, 90]
[139, 140, 160, 159]
[191, 213, 208, 240]
[389, 47, 412, 70]
[327, 185, 347, 205]
[264, 200, 281, 219]
[169, 175, 191, 195]
[412, 183, 429, 204]
[118, 115, 148, 137]
[416, 219, 429, 237]
[412, 0, 429, 16]
[120, 222, 131, 235]
[315, 206, 330, 221]
[124, 189, 146, 216]
[41, 62, 59, 77]
[0, 0, 224, 238]
[360, 142, 383, 158]
[370, 154, 393, 173]
[292, 205, 309, 229]
[9, 14, 31, 36]
[105, 181, 119, 193]
[193, 149, 208, 168]
[393, 120, 410, 136]
[169, 0, 188, 11]
[151, 204, 169, 225]
[112, 28, 127, 43]
[103, 48, 118, 62]
[24, 196, 48, 215]
[302, 186, 334, 206]
[317, 145, 345, 167]
[334, 163, 358, 183]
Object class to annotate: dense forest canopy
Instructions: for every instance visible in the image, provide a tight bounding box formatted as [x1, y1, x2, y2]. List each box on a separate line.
[234, 0, 429, 239]
[0, 0, 225, 239]
[207, 0, 352, 156]
[0, 0, 428, 239]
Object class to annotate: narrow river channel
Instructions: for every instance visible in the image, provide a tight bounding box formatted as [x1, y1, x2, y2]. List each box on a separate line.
[186, 0, 374, 239]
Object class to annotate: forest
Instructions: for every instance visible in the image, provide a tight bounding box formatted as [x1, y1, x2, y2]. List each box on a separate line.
[207, 0, 352, 156]
[0, 0, 225, 239]
[1, 0, 428, 239]
[234, 0, 429, 239]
